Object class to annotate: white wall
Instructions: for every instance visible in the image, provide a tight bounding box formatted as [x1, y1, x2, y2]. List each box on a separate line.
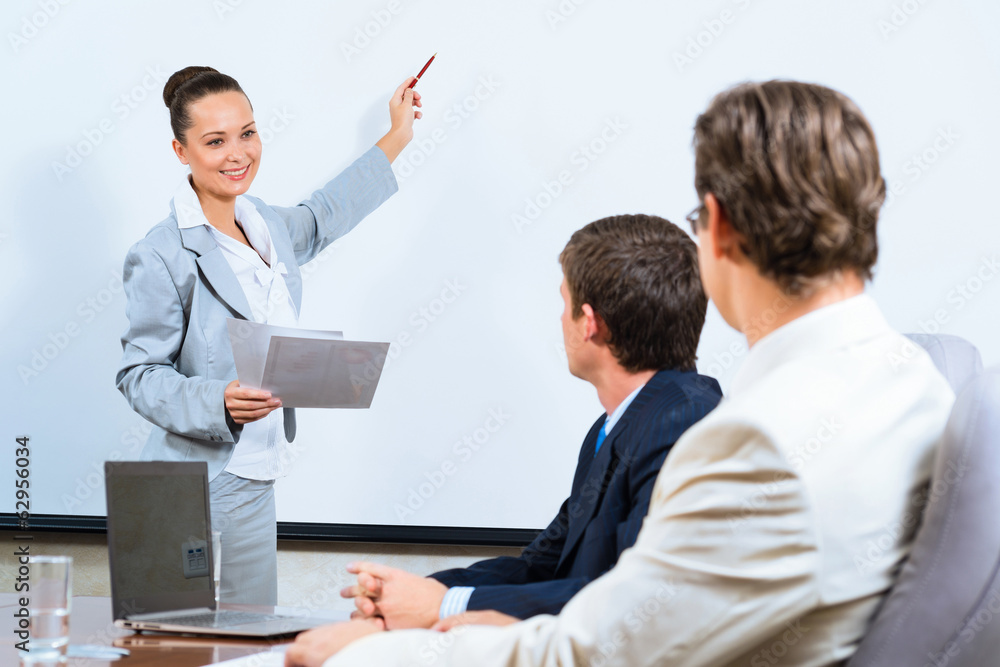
[2, 0, 997, 532]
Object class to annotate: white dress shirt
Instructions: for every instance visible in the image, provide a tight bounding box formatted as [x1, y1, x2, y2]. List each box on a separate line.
[601, 383, 644, 438]
[173, 176, 299, 480]
[328, 294, 955, 667]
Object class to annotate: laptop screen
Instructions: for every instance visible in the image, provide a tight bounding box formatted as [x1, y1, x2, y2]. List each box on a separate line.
[104, 461, 215, 619]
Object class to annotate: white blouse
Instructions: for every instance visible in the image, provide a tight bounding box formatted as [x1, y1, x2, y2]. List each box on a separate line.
[173, 176, 299, 480]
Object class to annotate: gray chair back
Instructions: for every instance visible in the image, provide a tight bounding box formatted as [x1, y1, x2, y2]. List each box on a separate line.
[905, 333, 983, 393]
[848, 366, 1000, 666]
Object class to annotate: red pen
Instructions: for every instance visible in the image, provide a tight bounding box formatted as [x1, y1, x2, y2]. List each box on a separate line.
[408, 53, 436, 89]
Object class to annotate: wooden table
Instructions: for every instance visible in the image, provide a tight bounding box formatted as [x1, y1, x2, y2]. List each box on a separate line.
[2, 594, 344, 666]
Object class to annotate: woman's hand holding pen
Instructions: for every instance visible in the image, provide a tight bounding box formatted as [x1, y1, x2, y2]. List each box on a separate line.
[225, 379, 282, 424]
[376, 77, 423, 163]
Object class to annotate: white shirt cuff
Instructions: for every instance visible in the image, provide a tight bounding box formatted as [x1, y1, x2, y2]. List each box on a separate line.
[439, 586, 475, 618]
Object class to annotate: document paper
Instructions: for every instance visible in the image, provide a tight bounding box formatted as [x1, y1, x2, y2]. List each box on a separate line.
[226, 318, 389, 409]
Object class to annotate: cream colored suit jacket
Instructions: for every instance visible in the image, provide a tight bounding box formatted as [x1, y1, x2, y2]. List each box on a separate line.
[329, 295, 955, 667]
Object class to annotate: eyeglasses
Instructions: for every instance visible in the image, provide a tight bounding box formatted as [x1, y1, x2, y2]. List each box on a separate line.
[685, 205, 705, 234]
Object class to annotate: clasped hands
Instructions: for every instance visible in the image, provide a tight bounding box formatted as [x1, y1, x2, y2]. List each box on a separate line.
[343, 561, 517, 631]
[283, 562, 517, 667]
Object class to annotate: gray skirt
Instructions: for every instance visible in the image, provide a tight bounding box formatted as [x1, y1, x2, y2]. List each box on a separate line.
[209, 471, 278, 605]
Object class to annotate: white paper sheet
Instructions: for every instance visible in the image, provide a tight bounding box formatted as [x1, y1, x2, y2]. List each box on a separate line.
[227, 319, 344, 389]
[226, 319, 389, 409]
[261, 337, 390, 408]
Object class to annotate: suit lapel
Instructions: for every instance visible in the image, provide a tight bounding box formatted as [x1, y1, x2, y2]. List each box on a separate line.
[555, 371, 674, 573]
[179, 225, 255, 321]
[557, 424, 620, 573]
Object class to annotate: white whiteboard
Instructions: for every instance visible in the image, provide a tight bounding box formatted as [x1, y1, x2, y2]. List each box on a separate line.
[3, 0, 998, 532]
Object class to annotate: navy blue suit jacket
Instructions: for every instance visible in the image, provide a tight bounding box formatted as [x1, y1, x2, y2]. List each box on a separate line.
[429, 368, 723, 619]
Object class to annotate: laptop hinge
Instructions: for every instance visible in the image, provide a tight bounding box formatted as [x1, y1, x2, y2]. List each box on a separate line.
[127, 607, 214, 621]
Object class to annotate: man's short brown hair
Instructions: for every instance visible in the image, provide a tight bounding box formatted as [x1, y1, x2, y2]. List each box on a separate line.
[692, 80, 886, 295]
[559, 214, 706, 373]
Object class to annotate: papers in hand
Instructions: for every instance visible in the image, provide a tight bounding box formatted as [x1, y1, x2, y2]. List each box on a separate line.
[226, 319, 389, 409]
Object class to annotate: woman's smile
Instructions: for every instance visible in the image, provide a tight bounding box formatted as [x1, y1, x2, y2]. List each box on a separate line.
[221, 163, 251, 180]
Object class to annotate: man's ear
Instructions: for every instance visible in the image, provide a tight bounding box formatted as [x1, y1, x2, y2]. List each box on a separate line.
[172, 138, 189, 165]
[579, 304, 604, 343]
[704, 192, 741, 260]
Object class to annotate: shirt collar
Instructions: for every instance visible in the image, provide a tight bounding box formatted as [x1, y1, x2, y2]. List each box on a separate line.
[233, 196, 275, 267]
[728, 293, 891, 398]
[172, 176, 264, 230]
[604, 382, 646, 434]
[171, 175, 276, 267]
[172, 175, 210, 230]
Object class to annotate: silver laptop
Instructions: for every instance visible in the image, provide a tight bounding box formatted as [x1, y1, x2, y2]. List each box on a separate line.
[104, 461, 334, 637]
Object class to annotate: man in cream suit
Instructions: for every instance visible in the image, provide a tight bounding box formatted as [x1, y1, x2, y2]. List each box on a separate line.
[285, 80, 955, 667]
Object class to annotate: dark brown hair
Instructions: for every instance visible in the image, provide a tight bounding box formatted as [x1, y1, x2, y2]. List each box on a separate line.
[559, 214, 707, 373]
[163, 66, 250, 144]
[692, 80, 885, 295]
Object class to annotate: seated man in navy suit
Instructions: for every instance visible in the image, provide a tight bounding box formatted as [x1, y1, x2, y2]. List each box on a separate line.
[340, 214, 722, 628]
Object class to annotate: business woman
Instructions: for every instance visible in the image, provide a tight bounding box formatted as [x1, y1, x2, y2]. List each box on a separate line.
[116, 66, 421, 604]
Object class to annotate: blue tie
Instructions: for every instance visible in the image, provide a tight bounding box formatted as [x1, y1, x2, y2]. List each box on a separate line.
[594, 420, 608, 456]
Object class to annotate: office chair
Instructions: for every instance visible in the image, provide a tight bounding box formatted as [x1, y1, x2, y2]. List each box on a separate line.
[849, 333, 998, 665]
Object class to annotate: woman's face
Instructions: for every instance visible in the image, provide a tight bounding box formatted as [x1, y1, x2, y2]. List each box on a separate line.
[172, 91, 261, 200]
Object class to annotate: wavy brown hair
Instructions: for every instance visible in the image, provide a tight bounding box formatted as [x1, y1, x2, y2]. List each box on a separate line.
[692, 80, 885, 295]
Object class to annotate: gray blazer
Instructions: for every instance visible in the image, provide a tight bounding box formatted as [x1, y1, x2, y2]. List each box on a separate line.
[116, 147, 397, 480]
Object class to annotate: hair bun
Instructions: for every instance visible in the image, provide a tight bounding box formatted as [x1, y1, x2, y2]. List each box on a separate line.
[163, 66, 220, 108]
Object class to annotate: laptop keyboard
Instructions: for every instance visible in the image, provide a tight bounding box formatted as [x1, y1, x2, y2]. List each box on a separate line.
[148, 610, 283, 628]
